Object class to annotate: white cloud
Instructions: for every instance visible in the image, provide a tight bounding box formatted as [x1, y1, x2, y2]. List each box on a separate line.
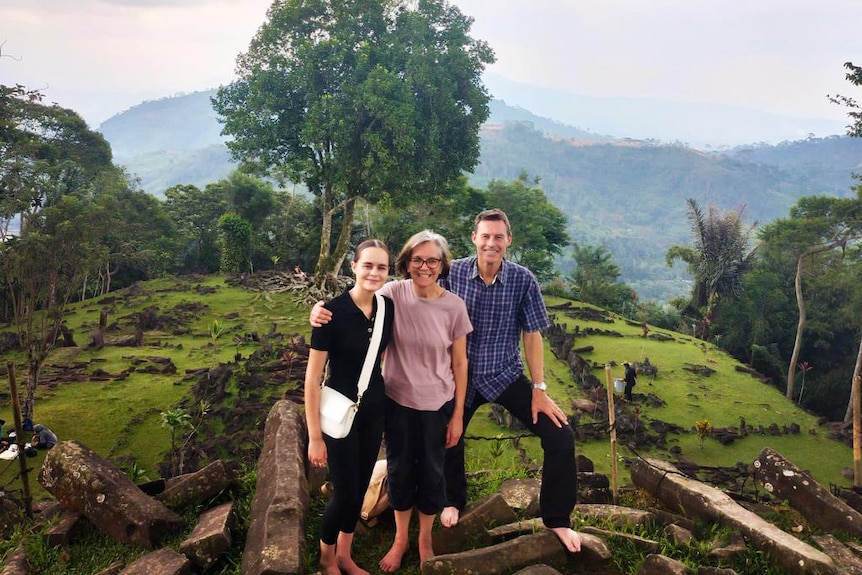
[1, 0, 860, 127]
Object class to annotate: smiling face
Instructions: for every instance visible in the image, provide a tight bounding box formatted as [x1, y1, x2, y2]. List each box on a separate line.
[350, 246, 390, 294]
[472, 219, 512, 267]
[408, 241, 444, 287]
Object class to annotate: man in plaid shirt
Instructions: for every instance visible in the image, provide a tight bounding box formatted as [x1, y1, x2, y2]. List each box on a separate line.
[440, 209, 581, 553]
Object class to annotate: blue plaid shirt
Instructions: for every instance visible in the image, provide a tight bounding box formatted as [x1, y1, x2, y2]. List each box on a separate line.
[442, 256, 550, 406]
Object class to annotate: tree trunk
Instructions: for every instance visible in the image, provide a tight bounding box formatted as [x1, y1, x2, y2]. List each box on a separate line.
[314, 181, 335, 289]
[314, 194, 356, 289]
[23, 358, 40, 422]
[786, 252, 807, 399]
[843, 333, 862, 422]
[786, 238, 857, 399]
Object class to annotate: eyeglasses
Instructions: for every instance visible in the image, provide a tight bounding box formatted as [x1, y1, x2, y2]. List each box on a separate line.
[409, 257, 442, 269]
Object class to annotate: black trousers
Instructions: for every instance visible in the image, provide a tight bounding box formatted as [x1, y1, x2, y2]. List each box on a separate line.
[443, 374, 577, 529]
[320, 403, 384, 544]
[384, 397, 450, 515]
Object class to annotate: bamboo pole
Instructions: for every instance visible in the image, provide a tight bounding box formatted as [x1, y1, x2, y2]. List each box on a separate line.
[7, 362, 32, 517]
[854, 375, 861, 488]
[605, 364, 618, 504]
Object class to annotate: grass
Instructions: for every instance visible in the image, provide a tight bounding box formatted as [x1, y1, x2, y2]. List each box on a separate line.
[0, 275, 305, 500]
[0, 278, 856, 574]
[533, 296, 854, 489]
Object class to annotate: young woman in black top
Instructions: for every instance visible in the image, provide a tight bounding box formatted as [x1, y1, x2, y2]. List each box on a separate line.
[304, 239, 395, 575]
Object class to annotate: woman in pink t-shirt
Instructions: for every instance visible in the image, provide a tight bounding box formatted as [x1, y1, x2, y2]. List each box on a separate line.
[311, 230, 472, 571]
[376, 230, 472, 572]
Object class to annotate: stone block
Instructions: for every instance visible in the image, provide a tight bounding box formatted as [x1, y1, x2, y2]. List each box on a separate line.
[240, 400, 309, 575]
[118, 548, 190, 575]
[179, 501, 234, 568]
[38, 440, 183, 549]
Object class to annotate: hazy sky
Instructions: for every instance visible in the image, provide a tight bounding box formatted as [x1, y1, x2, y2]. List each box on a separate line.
[2, 0, 860, 128]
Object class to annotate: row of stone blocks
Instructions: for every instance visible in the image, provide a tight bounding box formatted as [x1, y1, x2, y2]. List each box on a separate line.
[0, 403, 307, 574]
[7, 398, 862, 575]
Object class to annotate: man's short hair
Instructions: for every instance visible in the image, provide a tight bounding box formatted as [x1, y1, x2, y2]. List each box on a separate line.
[474, 208, 512, 236]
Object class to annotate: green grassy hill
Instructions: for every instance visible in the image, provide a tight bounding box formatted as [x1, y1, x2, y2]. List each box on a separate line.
[0, 276, 853, 502]
[539, 296, 852, 489]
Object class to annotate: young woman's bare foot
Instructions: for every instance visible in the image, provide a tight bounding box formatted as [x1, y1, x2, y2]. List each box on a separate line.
[440, 506, 459, 527]
[379, 540, 408, 573]
[550, 527, 582, 553]
[320, 545, 341, 575]
[336, 555, 370, 575]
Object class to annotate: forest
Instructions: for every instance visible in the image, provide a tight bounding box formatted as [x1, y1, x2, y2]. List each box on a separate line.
[2, 2, 861, 430]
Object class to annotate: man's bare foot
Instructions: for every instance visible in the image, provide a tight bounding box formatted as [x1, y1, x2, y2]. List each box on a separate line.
[550, 527, 582, 553]
[440, 506, 459, 527]
[337, 555, 370, 575]
[379, 541, 408, 573]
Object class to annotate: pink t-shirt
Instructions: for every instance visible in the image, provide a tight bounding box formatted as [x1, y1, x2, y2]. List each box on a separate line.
[379, 280, 473, 411]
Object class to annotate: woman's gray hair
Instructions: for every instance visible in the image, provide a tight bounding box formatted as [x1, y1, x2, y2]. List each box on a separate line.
[395, 229, 452, 279]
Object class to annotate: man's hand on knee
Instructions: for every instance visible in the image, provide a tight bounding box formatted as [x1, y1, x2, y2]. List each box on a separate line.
[531, 390, 567, 427]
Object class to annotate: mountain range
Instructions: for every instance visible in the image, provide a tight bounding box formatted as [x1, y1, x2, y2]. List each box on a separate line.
[96, 82, 862, 301]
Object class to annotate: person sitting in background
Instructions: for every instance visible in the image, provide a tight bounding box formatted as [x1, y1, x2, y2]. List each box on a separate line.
[31, 424, 58, 449]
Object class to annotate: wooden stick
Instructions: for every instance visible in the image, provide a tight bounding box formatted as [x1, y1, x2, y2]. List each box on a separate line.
[854, 374, 861, 487]
[605, 364, 618, 504]
[7, 362, 32, 517]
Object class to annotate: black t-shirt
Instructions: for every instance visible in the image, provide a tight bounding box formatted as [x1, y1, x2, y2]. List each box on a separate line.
[311, 289, 394, 407]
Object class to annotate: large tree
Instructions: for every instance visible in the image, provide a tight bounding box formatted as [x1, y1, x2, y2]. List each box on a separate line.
[213, 0, 494, 285]
[829, 61, 862, 137]
[164, 183, 228, 273]
[569, 243, 635, 312]
[484, 174, 569, 282]
[666, 199, 756, 339]
[0, 86, 114, 420]
[1, 85, 112, 238]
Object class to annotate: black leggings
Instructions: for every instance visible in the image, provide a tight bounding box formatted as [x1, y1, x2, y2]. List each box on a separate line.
[320, 404, 384, 545]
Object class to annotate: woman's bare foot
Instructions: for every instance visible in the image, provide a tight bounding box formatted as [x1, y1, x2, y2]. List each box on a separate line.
[440, 506, 459, 527]
[320, 543, 340, 575]
[418, 537, 434, 563]
[336, 555, 370, 575]
[550, 527, 582, 553]
[379, 540, 408, 573]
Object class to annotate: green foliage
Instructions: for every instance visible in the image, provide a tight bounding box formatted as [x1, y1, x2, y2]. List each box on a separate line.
[711, 190, 862, 415]
[164, 414, 193, 473]
[567, 242, 637, 313]
[666, 199, 757, 339]
[210, 319, 226, 342]
[484, 174, 569, 281]
[828, 61, 862, 137]
[213, 0, 494, 283]
[164, 182, 228, 272]
[217, 213, 253, 273]
[121, 460, 151, 484]
[90, 167, 179, 291]
[695, 419, 713, 449]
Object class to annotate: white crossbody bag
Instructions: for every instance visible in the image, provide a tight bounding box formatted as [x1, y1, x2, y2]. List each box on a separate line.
[319, 293, 386, 439]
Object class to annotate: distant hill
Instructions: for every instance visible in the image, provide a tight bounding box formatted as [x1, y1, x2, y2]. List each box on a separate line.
[96, 89, 862, 301]
[99, 91, 225, 159]
[475, 122, 862, 300]
[482, 72, 847, 149]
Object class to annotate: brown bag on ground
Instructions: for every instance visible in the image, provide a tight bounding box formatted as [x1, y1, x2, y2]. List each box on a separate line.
[360, 459, 389, 525]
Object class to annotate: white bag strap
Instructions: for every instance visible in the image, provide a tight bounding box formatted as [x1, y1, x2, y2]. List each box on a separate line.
[355, 293, 386, 404]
